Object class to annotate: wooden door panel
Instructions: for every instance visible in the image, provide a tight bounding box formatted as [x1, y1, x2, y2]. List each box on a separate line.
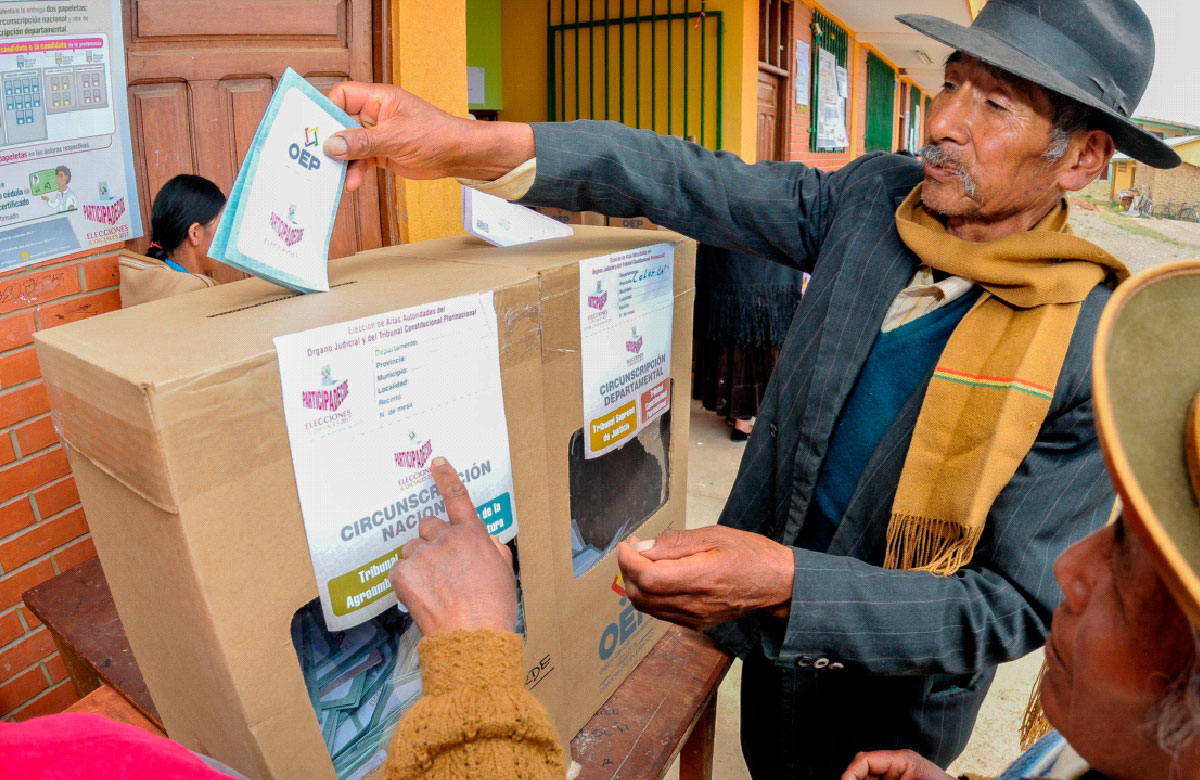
[222, 77, 276, 175]
[123, 0, 388, 263]
[757, 70, 780, 163]
[129, 81, 194, 215]
[135, 0, 347, 39]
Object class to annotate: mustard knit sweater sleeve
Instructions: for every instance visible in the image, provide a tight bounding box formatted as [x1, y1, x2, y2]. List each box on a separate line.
[384, 629, 565, 780]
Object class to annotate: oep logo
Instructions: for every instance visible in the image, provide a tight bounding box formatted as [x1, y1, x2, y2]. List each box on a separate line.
[598, 572, 646, 661]
[288, 126, 323, 170]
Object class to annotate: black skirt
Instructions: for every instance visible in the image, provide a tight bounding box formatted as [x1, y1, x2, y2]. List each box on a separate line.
[692, 244, 807, 420]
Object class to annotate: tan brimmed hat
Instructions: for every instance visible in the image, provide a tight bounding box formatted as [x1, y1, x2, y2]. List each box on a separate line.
[1094, 260, 1200, 627]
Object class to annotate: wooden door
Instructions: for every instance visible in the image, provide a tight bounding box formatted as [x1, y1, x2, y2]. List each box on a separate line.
[757, 70, 782, 162]
[121, 0, 392, 283]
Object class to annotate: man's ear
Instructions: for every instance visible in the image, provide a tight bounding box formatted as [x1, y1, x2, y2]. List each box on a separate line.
[1058, 129, 1115, 193]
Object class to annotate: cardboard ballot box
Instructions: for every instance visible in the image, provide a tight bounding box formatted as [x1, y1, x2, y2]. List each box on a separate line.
[34, 253, 554, 780]
[356, 225, 697, 733]
[35, 227, 695, 780]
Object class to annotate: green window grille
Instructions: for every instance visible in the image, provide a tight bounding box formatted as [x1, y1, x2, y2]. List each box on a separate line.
[809, 8, 848, 154]
[864, 50, 895, 153]
[547, 0, 725, 150]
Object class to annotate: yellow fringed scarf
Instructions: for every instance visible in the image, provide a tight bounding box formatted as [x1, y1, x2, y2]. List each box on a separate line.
[887, 186, 1128, 575]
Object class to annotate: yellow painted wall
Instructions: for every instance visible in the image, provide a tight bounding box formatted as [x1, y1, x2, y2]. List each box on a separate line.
[1176, 139, 1200, 166]
[500, 0, 759, 162]
[393, 0, 468, 241]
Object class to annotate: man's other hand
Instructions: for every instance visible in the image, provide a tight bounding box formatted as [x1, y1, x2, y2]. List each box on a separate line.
[615, 526, 795, 631]
[840, 750, 956, 780]
[323, 82, 535, 191]
[388, 456, 517, 635]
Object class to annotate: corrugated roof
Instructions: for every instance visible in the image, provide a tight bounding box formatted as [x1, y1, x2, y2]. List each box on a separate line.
[1112, 135, 1200, 162]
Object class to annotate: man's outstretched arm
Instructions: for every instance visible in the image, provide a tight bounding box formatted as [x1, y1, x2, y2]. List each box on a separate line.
[324, 82, 850, 271]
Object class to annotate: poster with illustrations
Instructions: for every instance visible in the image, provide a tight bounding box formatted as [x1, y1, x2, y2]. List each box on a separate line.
[0, 0, 140, 271]
[816, 48, 848, 149]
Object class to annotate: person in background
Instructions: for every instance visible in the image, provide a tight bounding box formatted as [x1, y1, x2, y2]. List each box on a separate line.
[840, 262, 1200, 780]
[0, 457, 563, 780]
[693, 244, 807, 441]
[120, 174, 225, 307]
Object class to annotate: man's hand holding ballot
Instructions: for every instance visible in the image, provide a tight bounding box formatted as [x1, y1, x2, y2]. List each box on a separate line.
[616, 528, 794, 631]
[322, 81, 534, 191]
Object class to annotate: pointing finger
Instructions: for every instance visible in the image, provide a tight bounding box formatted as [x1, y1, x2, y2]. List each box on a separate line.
[429, 456, 480, 527]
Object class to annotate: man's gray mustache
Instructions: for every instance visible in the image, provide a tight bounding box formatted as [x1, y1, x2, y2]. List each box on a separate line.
[918, 144, 978, 197]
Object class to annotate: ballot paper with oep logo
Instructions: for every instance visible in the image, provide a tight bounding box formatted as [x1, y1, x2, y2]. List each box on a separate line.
[209, 68, 358, 293]
[275, 293, 519, 630]
[579, 243, 675, 458]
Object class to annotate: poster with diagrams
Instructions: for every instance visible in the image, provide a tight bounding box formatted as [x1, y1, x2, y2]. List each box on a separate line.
[0, 0, 141, 271]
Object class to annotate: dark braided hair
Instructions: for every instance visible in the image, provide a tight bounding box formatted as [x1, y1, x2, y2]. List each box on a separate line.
[147, 174, 225, 261]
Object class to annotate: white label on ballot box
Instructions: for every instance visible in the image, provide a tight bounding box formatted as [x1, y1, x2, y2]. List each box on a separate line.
[275, 293, 519, 630]
[578, 244, 675, 458]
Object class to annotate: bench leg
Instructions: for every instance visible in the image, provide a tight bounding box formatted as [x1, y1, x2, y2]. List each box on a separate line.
[678, 693, 717, 780]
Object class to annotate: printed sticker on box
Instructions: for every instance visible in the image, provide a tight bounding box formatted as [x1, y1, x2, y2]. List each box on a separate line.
[578, 244, 675, 458]
[275, 292, 519, 629]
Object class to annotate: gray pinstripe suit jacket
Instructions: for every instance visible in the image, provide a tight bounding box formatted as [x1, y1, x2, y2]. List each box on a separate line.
[518, 120, 1114, 777]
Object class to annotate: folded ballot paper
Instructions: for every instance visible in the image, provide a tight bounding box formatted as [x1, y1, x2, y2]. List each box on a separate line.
[209, 68, 358, 293]
[462, 186, 573, 247]
[292, 601, 423, 780]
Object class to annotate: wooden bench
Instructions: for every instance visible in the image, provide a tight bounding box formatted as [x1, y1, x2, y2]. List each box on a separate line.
[25, 557, 732, 779]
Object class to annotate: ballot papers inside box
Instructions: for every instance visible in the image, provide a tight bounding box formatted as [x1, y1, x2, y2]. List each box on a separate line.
[291, 544, 527, 780]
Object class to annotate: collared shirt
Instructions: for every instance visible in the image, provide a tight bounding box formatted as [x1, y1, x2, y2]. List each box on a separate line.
[461, 160, 978, 330]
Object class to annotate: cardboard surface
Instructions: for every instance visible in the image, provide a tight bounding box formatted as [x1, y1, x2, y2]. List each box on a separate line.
[37, 227, 695, 779]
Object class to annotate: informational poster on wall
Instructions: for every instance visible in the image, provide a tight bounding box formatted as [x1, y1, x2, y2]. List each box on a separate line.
[275, 293, 519, 630]
[578, 243, 674, 459]
[817, 48, 849, 149]
[0, 0, 141, 271]
[794, 40, 810, 106]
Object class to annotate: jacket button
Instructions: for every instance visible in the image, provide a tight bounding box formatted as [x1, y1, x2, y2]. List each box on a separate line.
[796, 656, 813, 668]
[814, 658, 830, 669]
[769, 423, 778, 438]
[830, 662, 844, 670]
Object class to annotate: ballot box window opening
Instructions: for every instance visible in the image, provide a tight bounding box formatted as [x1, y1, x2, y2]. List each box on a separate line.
[569, 380, 673, 578]
[291, 539, 526, 780]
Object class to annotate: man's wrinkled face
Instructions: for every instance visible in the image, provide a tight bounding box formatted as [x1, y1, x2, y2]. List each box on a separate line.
[1043, 518, 1196, 777]
[921, 54, 1065, 222]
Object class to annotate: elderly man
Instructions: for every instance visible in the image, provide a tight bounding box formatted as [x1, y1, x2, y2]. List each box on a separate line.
[321, 0, 1180, 775]
[840, 261, 1200, 780]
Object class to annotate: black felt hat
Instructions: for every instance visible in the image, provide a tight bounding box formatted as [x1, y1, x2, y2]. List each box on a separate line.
[897, 0, 1181, 169]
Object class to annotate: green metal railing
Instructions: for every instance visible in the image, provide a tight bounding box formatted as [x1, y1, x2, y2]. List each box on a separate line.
[548, 0, 724, 150]
[864, 50, 895, 153]
[809, 8, 848, 154]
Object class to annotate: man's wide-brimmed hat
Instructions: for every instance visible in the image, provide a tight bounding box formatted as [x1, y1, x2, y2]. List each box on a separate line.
[898, 0, 1181, 169]
[1093, 261, 1200, 628]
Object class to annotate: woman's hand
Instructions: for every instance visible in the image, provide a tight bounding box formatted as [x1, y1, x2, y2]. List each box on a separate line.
[387, 456, 517, 635]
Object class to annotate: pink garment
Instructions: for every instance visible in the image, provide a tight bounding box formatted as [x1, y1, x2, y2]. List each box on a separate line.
[0, 712, 231, 779]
